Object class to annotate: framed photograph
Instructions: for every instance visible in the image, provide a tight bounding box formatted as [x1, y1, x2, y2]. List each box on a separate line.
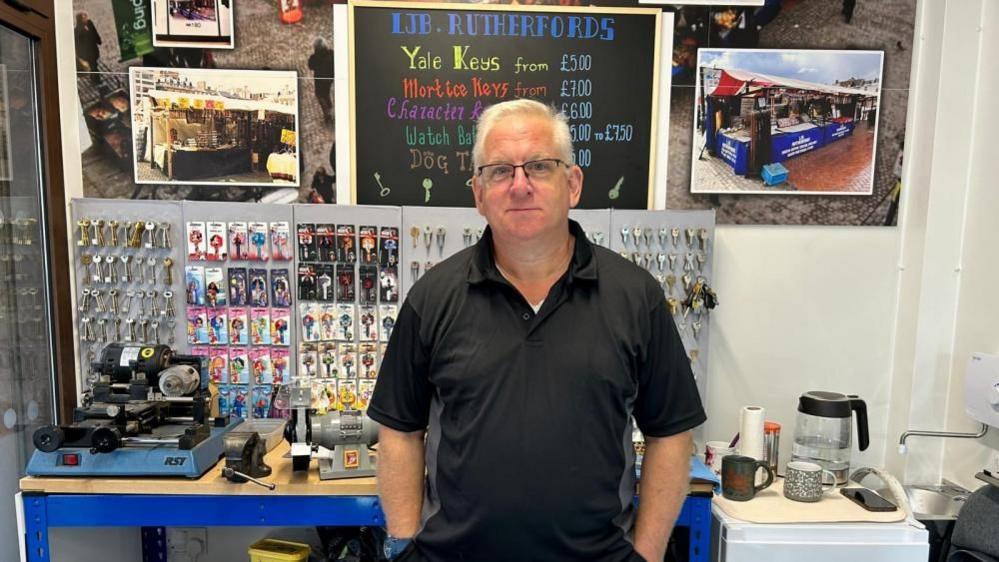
[690, 48, 884, 195]
[152, 0, 235, 49]
[129, 67, 300, 187]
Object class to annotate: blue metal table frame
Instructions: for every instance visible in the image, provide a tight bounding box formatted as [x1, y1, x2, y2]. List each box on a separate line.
[22, 492, 710, 561]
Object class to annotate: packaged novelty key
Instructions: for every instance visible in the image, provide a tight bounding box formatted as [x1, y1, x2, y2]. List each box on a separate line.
[359, 265, 378, 305]
[271, 308, 291, 346]
[229, 221, 249, 260]
[358, 305, 377, 342]
[358, 379, 376, 409]
[228, 267, 248, 306]
[338, 379, 358, 410]
[217, 384, 232, 417]
[359, 226, 378, 265]
[319, 342, 338, 379]
[205, 267, 226, 307]
[336, 225, 357, 263]
[250, 307, 271, 345]
[229, 307, 248, 345]
[248, 221, 269, 261]
[229, 347, 249, 384]
[320, 303, 337, 341]
[379, 267, 399, 304]
[379, 227, 400, 268]
[250, 348, 273, 384]
[206, 221, 228, 261]
[298, 264, 317, 301]
[185, 266, 206, 306]
[249, 268, 269, 307]
[271, 268, 292, 308]
[298, 343, 318, 379]
[252, 385, 272, 418]
[358, 342, 378, 378]
[336, 264, 355, 302]
[270, 221, 293, 261]
[186, 221, 206, 261]
[378, 304, 398, 342]
[231, 386, 249, 418]
[209, 348, 228, 384]
[316, 224, 336, 262]
[271, 348, 289, 384]
[338, 343, 358, 379]
[317, 264, 335, 302]
[207, 308, 229, 345]
[335, 303, 356, 342]
[187, 307, 209, 344]
[192, 345, 211, 377]
[297, 223, 317, 262]
[300, 302, 321, 342]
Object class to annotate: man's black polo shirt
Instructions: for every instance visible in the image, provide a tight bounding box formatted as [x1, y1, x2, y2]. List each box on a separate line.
[368, 220, 706, 562]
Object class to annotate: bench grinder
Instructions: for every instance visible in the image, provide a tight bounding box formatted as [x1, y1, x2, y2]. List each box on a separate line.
[284, 382, 379, 479]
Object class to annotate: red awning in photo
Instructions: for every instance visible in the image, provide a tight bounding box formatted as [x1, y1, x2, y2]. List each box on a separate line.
[704, 67, 873, 97]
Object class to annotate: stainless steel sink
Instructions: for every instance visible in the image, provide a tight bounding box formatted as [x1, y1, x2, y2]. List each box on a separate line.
[904, 484, 969, 520]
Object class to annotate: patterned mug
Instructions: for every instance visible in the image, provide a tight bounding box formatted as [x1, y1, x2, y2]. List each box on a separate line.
[783, 461, 841, 502]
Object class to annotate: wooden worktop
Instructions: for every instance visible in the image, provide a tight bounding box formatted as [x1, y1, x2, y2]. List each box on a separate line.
[19, 441, 378, 496]
[20, 443, 715, 497]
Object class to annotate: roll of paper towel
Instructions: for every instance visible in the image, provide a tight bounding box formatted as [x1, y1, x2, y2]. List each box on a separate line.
[738, 406, 766, 462]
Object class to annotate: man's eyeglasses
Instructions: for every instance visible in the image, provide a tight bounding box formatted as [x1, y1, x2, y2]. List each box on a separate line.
[476, 159, 569, 187]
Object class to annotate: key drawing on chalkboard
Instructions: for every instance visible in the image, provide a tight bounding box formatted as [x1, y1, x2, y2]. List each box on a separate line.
[374, 172, 390, 197]
[422, 178, 433, 203]
[608, 176, 624, 200]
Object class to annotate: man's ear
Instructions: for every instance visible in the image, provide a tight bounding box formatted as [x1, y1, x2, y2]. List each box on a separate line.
[567, 165, 584, 208]
[472, 175, 485, 215]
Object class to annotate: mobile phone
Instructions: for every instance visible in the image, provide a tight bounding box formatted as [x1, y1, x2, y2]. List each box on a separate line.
[840, 487, 898, 512]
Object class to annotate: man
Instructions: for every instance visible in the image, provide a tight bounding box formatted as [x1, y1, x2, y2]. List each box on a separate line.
[369, 99, 705, 562]
[307, 37, 334, 122]
[74, 12, 102, 84]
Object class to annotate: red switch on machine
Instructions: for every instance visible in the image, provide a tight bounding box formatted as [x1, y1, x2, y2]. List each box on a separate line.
[61, 453, 80, 466]
[279, 0, 303, 24]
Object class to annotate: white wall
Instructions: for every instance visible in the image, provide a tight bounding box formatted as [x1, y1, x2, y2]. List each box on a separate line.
[704, 226, 899, 472]
[937, 0, 999, 491]
[881, 0, 999, 488]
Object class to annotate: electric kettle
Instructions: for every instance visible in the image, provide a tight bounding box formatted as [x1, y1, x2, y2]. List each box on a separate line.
[790, 391, 869, 485]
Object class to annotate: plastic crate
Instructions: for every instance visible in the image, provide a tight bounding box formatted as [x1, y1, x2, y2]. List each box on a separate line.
[762, 163, 789, 186]
[248, 539, 310, 562]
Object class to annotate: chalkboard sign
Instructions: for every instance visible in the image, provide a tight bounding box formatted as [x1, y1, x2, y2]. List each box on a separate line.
[349, 1, 662, 209]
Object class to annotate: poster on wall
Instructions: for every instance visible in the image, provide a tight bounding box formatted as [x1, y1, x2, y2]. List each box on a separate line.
[152, 0, 235, 49]
[690, 49, 884, 196]
[129, 67, 300, 187]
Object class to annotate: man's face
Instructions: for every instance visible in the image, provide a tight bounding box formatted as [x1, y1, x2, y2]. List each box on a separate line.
[472, 115, 583, 242]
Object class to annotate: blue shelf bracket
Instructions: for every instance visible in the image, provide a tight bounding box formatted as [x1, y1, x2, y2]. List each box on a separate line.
[22, 493, 50, 562]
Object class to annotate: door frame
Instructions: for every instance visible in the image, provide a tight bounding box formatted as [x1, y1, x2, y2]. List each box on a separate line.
[0, 0, 75, 422]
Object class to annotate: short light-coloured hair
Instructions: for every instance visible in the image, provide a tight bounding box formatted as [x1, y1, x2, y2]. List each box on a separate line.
[472, 99, 573, 173]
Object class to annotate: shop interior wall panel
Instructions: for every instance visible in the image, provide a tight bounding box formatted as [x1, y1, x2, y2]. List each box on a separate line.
[609, 209, 716, 410]
[70, 198, 183, 373]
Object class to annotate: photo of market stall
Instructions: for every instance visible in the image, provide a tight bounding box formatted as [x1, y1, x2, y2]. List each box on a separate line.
[130, 67, 299, 187]
[691, 49, 883, 195]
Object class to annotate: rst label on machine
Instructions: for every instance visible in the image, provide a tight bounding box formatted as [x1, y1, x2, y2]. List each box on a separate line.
[164, 457, 187, 466]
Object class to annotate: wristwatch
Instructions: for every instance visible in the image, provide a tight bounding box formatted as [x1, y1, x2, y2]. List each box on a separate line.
[383, 536, 412, 560]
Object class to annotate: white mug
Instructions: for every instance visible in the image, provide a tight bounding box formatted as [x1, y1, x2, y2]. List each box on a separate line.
[783, 461, 840, 502]
[705, 441, 736, 477]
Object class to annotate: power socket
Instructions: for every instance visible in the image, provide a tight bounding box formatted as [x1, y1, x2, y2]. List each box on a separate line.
[166, 527, 207, 561]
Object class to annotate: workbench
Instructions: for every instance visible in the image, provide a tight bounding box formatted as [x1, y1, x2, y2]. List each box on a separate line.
[20, 443, 712, 561]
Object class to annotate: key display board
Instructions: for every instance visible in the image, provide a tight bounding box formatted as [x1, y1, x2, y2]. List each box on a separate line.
[349, 1, 662, 210]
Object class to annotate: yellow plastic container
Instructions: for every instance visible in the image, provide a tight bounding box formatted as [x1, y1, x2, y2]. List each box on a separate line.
[247, 539, 310, 562]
